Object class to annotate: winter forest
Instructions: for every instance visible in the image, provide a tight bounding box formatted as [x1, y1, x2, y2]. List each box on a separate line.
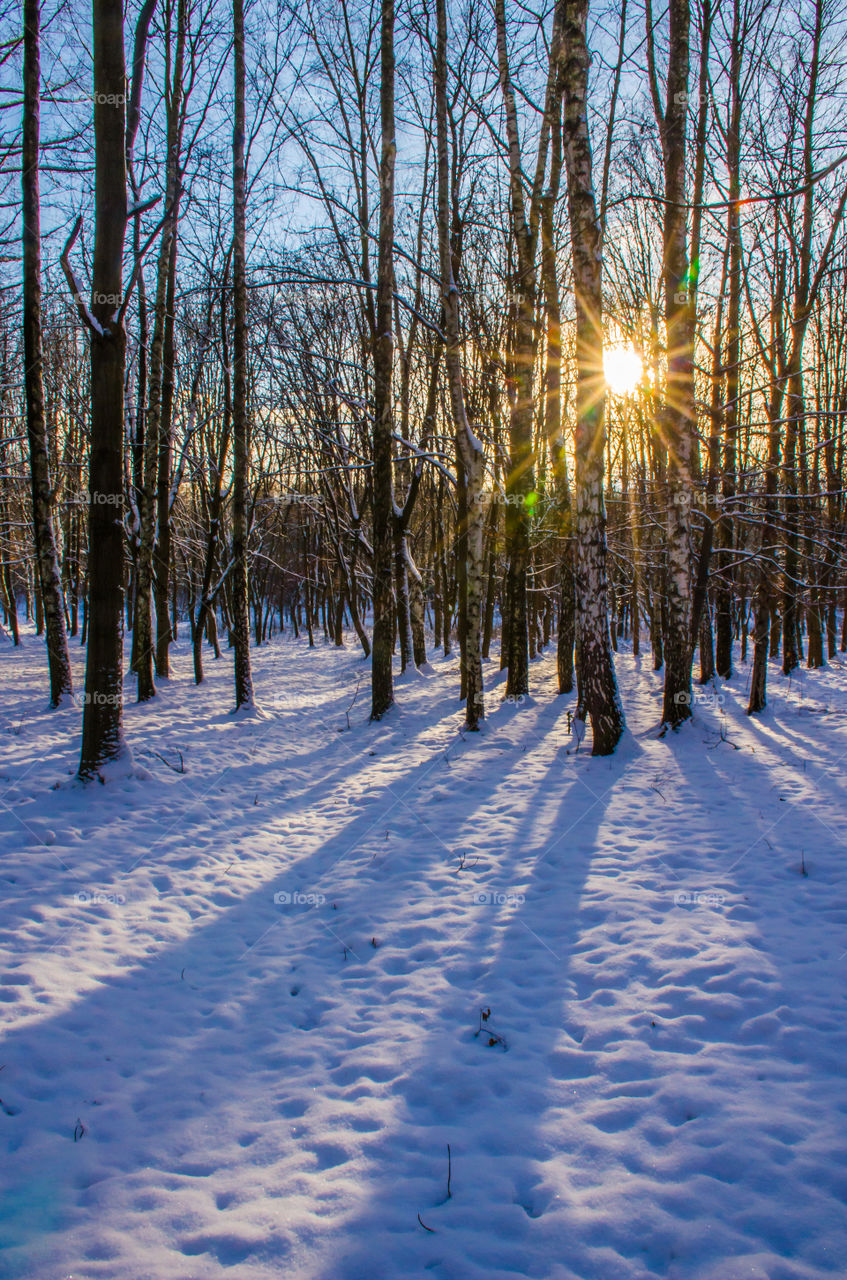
[2, 0, 847, 1272]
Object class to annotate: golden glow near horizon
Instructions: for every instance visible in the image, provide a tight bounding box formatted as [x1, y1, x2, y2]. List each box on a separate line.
[603, 345, 644, 396]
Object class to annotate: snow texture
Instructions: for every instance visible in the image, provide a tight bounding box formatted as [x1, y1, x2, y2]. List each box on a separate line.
[1, 628, 846, 1279]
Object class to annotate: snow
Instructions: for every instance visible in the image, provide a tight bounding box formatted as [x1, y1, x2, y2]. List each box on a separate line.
[1, 627, 847, 1279]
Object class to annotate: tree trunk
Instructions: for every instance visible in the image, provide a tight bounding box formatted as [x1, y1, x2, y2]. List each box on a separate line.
[153, 208, 180, 678]
[22, 0, 73, 708]
[370, 0, 396, 719]
[650, 0, 695, 728]
[715, 0, 743, 679]
[561, 0, 624, 754]
[231, 0, 254, 709]
[434, 0, 485, 728]
[77, 0, 128, 778]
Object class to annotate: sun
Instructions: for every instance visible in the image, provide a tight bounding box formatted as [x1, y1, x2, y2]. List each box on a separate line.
[603, 345, 644, 396]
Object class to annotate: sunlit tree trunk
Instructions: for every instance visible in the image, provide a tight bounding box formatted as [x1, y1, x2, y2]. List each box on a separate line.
[561, 0, 624, 754]
[540, 135, 574, 696]
[647, 0, 694, 727]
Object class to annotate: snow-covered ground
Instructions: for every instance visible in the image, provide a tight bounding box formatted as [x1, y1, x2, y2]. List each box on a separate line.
[2, 625, 847, 1280]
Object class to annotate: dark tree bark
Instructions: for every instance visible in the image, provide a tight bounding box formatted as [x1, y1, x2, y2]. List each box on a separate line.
[231, 0, 254, 709]
[434, 0, 484, 728]
[370, 0, 396, 719]
[153, 217, 179, 679]
[154, 8, 186, 679]
[714, 0, 743, 679]
[494, 0, 538, 700]
[75, 0, 129, 777]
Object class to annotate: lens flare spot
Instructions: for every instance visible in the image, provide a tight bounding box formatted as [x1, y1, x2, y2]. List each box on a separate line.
[603, 346, 643, 395]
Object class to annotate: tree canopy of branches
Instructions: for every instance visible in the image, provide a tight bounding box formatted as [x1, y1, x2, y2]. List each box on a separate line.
[2, 0, 847, 771]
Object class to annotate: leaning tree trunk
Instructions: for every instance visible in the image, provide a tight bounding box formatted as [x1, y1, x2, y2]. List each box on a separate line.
[76, 0, 128, 777]
[231, 0, 254, 710]
[561, 0, 624, 754]
[22, 0, 73, 708]
[370, 0, 396, 720]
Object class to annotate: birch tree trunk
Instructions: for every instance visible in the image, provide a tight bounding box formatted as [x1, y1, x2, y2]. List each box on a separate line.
[648, 0, 695, 728]
[539, 131, 574, 695]
[22, 0, 73, 708]
[560, 0, 624, 754]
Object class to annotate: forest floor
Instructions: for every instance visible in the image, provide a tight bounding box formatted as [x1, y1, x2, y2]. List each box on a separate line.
[1, 625, 847, 1279]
